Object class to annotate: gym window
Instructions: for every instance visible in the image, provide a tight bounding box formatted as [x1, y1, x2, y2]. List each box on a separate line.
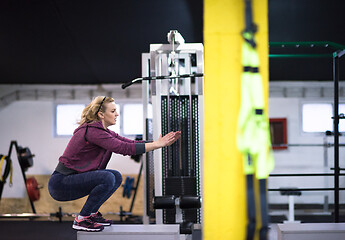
[122, 103, 152, 136]
[55, 104, 85, 136]
[55, 103, 150, 137]
[302, 103, 345, 133]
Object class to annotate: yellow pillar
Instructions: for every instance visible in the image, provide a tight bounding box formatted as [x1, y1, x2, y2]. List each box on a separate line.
[203, 0, 268, 239]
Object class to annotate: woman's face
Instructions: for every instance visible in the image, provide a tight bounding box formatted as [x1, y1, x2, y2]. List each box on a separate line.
[100, 102, 119, 128]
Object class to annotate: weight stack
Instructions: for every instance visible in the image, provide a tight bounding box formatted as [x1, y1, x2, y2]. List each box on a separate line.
[164, 176, 199, 224]
[161, 95, 201, 224]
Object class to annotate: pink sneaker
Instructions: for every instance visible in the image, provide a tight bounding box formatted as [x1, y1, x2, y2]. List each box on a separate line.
[72, 216, 104, 231]
[90, 212, 113, 226]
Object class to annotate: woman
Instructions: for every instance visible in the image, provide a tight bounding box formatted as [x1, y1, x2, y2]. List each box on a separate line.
[48, 96, 181, 232]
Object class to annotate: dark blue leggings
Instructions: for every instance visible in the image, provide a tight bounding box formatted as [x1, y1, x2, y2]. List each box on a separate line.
[48, 169, 122, 216]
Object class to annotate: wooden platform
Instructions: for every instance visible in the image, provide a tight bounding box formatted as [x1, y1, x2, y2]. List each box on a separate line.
[77, 224, 180, 240]
[278, 223, 345, 240]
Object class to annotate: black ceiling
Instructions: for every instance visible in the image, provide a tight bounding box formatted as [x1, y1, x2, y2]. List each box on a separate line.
[0, 0, 345, 84]
[0, 0, 203, 84]
[269, 0, 345, 81]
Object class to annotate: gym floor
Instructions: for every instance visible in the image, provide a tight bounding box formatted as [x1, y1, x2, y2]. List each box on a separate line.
[0, 220, 204, 240]
[0, 220, 277, 240]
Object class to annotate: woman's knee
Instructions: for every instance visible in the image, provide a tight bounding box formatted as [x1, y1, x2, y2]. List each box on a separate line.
[48, 177, 56, 199]
[104, 170, 122, 189]
[113, 171, 123, 188]
[100, 171, 119, 191]
[48, 174, 65, 201]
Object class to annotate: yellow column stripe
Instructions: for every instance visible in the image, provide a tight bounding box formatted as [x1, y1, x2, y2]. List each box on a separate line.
[203, 1, 268, 239]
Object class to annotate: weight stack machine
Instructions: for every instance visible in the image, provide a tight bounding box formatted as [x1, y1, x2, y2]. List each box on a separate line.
[141, 31, 204, 230]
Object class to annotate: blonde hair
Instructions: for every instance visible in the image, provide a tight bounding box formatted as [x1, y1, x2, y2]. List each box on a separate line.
[78, 96, 115, 125]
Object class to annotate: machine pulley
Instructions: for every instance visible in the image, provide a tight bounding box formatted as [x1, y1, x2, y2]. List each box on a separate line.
[17, 146, 35, 172]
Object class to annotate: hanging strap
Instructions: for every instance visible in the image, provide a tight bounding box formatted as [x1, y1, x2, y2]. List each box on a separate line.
[0, 155, 13, 186]
[245, 174, 256, 240]
[259, 179, 269, 240]
[237, 1, 274, 240]
[0, 155, 5, 182]
[243, 0, 257, 48]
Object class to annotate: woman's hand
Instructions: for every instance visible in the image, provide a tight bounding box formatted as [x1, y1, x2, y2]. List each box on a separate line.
[145, 131, 181, 152]
[157, 131, 181, 147]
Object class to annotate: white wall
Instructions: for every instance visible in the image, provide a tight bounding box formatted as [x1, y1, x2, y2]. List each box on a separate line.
[0, 100, 141, 198]
[268, 96, 345, 205]
[2, 82, 345, 205]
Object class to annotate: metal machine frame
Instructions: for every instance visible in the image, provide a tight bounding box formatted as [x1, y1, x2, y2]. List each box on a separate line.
[141, 31, 204, 226]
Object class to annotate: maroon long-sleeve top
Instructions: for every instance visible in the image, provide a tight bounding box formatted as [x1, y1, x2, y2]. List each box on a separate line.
[58, 121, 145, 173]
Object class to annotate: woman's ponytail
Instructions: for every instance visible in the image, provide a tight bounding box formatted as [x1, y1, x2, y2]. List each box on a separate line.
[78, 96, 114, 125]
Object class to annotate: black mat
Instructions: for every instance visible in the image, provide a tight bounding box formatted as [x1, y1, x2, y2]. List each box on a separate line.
[0, 220, 202, 240]
[0, 221, 77, 240]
